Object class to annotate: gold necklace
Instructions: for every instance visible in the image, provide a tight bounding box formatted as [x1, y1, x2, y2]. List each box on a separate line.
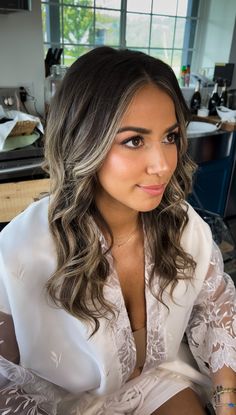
[113, 227, 138, 247]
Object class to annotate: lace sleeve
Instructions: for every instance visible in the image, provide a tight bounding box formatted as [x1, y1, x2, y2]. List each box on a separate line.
[0, 248, 60, 414]
[186, 241, 236, 376]
[0, 312, 60, 415]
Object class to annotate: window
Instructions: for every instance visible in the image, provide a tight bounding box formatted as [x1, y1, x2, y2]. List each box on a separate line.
[41, 0, 199, 76]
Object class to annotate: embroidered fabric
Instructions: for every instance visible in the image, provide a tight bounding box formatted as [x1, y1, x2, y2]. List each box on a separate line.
[0, 234, 235, 414]
[143, 236, 167, 373]
[186, 241, 236, 375]
[0, 353, 64, 414]
[104, 258, 137, 384]
[103, 233, 167, 385]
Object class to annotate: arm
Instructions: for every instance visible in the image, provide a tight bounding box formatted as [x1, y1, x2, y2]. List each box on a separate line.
[0, 311, 54, 414]
[212, 367, 236, 415]
[186, 241, 236, 415]
[0, 247, 59, 414]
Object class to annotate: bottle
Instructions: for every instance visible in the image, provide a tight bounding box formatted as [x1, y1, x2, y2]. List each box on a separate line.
[45, 64, 67, 109]
[185, 64, 191, 87]
[219, 81, 228, 107]
[208, 82, 220, 115]
[190, 80, 201, 114]
[180, 65, 186, 87]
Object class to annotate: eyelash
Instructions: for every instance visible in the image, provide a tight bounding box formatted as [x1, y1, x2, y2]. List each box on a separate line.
[121, 135, 144, 148]
[121, 132, 180, 148]
[163, 131, 180, 144]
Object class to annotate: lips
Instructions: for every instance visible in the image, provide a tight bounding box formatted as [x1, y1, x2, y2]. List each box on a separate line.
[137, 184, 166, 196]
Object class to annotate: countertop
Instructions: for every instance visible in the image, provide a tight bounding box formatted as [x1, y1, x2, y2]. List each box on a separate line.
[192, 115, 236, 132]
[0, 178, 50, 222]
[0, 116, 235, 224]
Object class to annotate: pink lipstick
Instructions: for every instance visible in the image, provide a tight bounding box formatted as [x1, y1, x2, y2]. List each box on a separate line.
[138, 184, 166, 196]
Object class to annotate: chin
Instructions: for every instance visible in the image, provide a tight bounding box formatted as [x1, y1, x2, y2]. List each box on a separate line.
[139, 206, 160, 213]
[136, 201, 163, 213]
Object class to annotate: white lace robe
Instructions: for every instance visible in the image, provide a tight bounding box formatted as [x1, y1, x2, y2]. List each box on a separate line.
[0, 197, 235, 414]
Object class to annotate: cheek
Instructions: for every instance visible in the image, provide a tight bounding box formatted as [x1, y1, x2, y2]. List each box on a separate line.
[99, 152, 137, 180]
[170, 147, 178, 172]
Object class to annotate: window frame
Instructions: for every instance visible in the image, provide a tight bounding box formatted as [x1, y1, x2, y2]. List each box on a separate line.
[41, 0, 199, 73]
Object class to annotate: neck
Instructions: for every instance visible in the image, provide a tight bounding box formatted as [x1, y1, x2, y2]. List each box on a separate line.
[94, 193, 140, 240]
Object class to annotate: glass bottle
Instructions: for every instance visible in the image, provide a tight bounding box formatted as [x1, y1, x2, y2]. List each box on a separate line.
[185, 64, 191, 87]
[180, 65, 186, 87]
[190, 80, 201, 114]
[44, 65, 67, 109]
[219, 81, 228, 107]
[208, 82, 220, 115]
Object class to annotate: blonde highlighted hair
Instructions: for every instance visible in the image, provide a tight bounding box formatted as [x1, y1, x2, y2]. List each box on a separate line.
[43, 46, 196, 333]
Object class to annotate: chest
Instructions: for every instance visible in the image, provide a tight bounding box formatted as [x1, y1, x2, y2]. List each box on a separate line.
[17, 268, 197, 396]
[111, 243, 146, 331]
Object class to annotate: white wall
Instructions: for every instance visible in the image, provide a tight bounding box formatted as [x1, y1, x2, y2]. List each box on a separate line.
[192, 0, 236, 78]
[0, 0, 45, 115]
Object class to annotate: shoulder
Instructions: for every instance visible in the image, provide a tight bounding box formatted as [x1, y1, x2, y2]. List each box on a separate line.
[0, 196, 54, 265]
[183, 202, 212, 239]
[181, 202, 212, 277]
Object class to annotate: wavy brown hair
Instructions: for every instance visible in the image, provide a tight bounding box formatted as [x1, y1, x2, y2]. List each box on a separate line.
[44, 46, 196, 333]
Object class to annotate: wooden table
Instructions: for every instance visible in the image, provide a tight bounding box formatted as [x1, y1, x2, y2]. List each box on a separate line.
[0, 178, 50, 222]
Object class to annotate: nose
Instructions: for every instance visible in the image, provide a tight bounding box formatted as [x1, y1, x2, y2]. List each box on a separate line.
[146, 144, 171, 176]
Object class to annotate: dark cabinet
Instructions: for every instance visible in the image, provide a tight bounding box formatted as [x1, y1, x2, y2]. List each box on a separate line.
[188, 130, 235, 217]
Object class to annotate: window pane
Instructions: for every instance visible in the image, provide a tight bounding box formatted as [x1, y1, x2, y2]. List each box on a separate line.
[127, 0, 152, 13]
[174, 17, 186, 48]
[62, 0, 94, 5]
[42, 0, 198, 77]
[95, 0, 121, 9]
[149, 49, 172, 66]
[129, 47, 149, 54]
[95, 9, 120, 45]
[44, 44, 50, 58]
[152, 0, 178, 16]
[64, 45, 93, 66]
[151, 16, 175, 48]
[177, 0, 188, 16]
[62, 6, 94, 44]
[171, 49, 183, 77]
[41, 4, 47, 43]
[126, 13, 151, 47]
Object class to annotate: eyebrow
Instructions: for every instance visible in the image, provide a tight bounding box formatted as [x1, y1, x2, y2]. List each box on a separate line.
[117, 122, 179, 135]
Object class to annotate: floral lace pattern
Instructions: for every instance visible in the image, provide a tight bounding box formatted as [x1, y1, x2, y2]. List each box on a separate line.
[102, 238, 137, 384]
[143, 239, 166, 372]
[95, 375, 155, 415]
[0, 355, 63, 414]
[0, 311, 70, 414]
[0, 225, 235, 414]
[101, 231, 167, 383]
[186, 241, 236, 375]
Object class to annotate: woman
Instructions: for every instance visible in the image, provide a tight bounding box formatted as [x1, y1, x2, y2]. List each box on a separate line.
[0, 47, 235, 415]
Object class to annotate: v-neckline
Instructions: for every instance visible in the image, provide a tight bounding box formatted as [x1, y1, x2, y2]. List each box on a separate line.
[100, 223, 150, 376]
[98, 219, 166, 384]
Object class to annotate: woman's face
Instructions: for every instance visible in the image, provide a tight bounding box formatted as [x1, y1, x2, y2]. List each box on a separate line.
[96, 83, 179, 214]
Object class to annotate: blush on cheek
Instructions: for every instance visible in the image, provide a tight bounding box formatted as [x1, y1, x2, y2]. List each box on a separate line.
[171, 149, 178, 171]
[101, 152, 136, 177]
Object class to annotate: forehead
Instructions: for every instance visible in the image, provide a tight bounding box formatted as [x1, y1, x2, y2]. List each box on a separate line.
[120, 83, 176, 127]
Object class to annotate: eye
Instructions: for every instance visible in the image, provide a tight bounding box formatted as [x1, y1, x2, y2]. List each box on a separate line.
[121, 135, 144, 148]
[162, 131, 180, 144]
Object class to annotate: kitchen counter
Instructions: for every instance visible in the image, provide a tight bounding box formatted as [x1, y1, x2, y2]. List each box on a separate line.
[0, 178, 50, 223]
[0, 116, 235, 225]
[192, 115, 236, 132]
